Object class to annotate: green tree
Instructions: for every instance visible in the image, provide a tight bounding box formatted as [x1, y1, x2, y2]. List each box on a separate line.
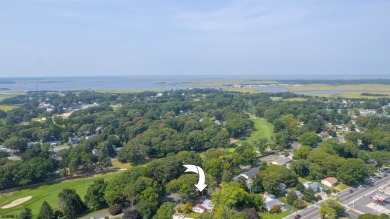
[38, 201, 54, 219]
[337, 159, 368, 186]
[4, 136, 28, 152]
[290, 160, 310, 177]
[123, 209, 142, 219]
[270, 204, 281, 213]
[153, 202, 175, 219]
[19, 208, 33, 219]
[319, 200, 345, 219]
[212, 182, 247, 210]
[303, 188, 317, 202]
[286, 190, 298, 205]
[292, 146, 312, 160]
[299, 132, 321, 148]
[85, 179, 108, 210]
[57, 188, 86, 218]
[166, 174, 200, 200]
[117, 141, 146, 164]
[358, 214, 390, 219]
[293, 199, 306, 209]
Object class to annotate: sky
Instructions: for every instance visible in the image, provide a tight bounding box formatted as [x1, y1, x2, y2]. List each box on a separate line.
[0, 0, 389, 77]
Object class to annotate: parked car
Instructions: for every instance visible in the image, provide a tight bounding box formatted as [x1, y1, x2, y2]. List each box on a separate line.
[294, 214, 301, 219]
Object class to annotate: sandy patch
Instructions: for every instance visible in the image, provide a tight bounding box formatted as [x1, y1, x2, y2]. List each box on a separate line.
[1, 196, 32, 209]
[57, 112, 72, 118]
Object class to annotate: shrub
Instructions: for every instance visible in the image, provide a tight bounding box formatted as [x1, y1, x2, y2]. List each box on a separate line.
[293, 199, 307, 209]
[270, 205, 281, 213]
[109, 204, 122, 215]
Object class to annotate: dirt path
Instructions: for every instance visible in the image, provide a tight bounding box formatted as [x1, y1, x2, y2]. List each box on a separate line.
[1, 196, 32, 209]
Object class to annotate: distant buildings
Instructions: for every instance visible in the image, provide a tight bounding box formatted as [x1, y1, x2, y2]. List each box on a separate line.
[359, 109, 377, 117]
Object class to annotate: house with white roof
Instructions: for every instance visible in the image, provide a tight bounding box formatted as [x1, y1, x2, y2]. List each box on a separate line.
[192, 198, 213, 213]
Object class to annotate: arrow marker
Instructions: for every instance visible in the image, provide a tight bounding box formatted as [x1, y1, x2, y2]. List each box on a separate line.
[183, 165, 207, 191]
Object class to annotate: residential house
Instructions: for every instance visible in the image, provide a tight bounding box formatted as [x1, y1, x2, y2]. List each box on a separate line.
[318, 131, 329, 138]
[69, 137, 82, 145]
[263, 199, 284, 212]
[321, 177, 338, 188]
[192, 198, 213, 213]
[295, 191, 304, 199]
[48, 141, 61, 146]
[263, 192, 276, 201]
[291, 142, 302, 150]
[303, 182, 323, 193]
[278, 183, 287, 191]
[337, 136, 346, 143]
[27, 142, 39, 148]
[271, 156, 292, 167]
[285, 191, 303, 199]
[337, 124, 349, 132]
[233, 167, 259, 184]
[92, 149, 101, 156]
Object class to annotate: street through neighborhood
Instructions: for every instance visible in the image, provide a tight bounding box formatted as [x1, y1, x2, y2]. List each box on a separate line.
[286, 174, 390, 219]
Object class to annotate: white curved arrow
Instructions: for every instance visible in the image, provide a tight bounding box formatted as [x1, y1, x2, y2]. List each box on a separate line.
[183, 165, 207, 191]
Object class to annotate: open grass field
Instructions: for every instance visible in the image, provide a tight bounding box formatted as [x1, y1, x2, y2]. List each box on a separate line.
[260, 210, 291, 219]
[0, 104, 18, 111]
[307, 91, 390, 99]
[285, 97, 308, 102]
[281, 84, 390, 92]
[111, 160, 132, 170]
[224, 87, 261, 93]
[232, 115, 274, 151]
[246, 115, 274, 141]
[157, 80, 278, 88]
[0, 171, 122, 216]
[94, 89, 164, 93]
[0, 92, 23, 102]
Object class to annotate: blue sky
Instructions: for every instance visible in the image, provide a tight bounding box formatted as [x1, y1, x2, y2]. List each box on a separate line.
[0, 0, 389, 77]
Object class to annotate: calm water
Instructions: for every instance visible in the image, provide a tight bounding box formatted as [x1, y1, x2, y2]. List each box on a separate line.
[0, 75, 388, 93]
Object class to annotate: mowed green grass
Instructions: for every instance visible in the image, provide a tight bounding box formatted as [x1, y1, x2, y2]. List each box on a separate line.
[242, 115, 274, 144]
[233, 115, 274, 151]
[0, 104, 18, 111]
[260, 210, 291, 219]
[0, 171, 122, 216]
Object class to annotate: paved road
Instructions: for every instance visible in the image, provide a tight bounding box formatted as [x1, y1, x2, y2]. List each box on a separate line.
[285, 174, 390, 219]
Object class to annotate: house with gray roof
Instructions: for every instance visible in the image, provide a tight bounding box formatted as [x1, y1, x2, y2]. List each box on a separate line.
[263, 199, 284, 212]
[233, 167, 259, 185]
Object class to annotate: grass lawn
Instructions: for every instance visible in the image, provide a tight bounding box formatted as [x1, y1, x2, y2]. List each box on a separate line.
[0, 104, 18, 111]
[285, 97, 307, 102]
[298, 177, 310, 184]
[243, 115, 274, 142]
[111, 159, 132, 169]
[282, 84, 390, 92]
[307, 92, 390, 99]
[0, 171, 122, 216]
[336, 183, 349, 191]
[260, 210, 291, 219]
[279, 197, 299, 212]
[233, 115, 274, 152]
[185, 212, 201, 218]
[224, 87, 261, 93]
